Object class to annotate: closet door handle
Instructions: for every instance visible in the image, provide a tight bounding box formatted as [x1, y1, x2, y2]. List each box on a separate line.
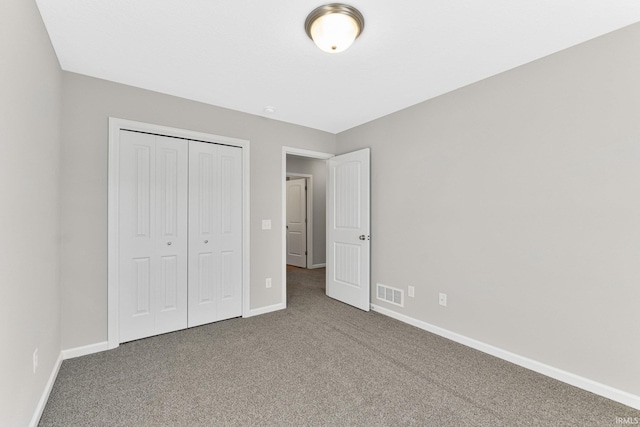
[204, 240, 209, 244]
[167, 242, 172, 246]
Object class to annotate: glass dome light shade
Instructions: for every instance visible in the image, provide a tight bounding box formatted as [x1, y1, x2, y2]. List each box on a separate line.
[310, 13, 359, 53]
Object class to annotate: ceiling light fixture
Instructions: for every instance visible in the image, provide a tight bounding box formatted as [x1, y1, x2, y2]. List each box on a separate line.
[305, 3, 364, 53]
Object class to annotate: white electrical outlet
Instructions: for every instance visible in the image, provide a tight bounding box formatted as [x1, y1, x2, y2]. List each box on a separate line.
[439, 292, 447, 307]
[266, 278, 272, 288]
[33, 348, 38, 374]
[408, 286, 415, 298]
[262, 219, 271, 230]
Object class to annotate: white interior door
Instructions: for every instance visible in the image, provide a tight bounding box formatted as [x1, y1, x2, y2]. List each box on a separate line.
[286, 178, 307, 268]
[326, 148, 370, 311]
[188, 141, 243, 327]
[118, 130, 189, 342]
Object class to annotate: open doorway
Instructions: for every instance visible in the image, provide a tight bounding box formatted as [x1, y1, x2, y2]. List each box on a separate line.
[282, 148, 333, 306]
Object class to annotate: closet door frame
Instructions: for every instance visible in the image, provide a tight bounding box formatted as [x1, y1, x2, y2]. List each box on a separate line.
[107, 117, 251, 350]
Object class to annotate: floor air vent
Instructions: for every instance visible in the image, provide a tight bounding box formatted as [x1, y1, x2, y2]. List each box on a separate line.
[376, 283, 404, 307]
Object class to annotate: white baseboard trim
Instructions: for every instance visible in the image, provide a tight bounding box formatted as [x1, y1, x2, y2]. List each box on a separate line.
[61, 341, 109, 360]
[371, 304, 640, 411]
[244, 302, 286, 318]
[29, 352, 63, 427]
[308, 263, 326, 269]
[30, 341, 109, 425]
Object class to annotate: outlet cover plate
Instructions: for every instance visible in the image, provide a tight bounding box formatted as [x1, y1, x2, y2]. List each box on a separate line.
[439, 293, 447, 307]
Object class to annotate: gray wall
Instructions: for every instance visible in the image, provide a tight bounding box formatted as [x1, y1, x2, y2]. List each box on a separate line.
[286, 155, 327, 266]
[337, 23, 640, 396]
[0, 1, 62, 425]
[60, 73, 336, 350]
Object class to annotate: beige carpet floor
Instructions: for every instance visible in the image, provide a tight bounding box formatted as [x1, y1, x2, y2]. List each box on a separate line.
[39, 268, 639, 426]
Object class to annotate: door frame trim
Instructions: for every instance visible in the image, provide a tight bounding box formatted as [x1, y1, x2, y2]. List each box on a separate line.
[281, 147, 333, 309]
[286, 174, 312, 268]
[108, 117, 251, 349]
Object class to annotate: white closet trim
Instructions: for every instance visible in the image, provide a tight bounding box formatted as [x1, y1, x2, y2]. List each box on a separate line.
[108, 117, 250, 349]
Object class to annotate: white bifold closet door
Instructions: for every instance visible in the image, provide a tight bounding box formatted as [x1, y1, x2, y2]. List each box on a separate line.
[188, 141, 243, 327]
[118, 130, 242, 343]
[118, 131, 189, 343]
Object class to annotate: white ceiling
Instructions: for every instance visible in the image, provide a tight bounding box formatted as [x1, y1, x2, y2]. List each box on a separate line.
[36, 0, 640, 134]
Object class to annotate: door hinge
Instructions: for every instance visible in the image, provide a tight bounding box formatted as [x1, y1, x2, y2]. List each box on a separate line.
[305, 251, 308, 255]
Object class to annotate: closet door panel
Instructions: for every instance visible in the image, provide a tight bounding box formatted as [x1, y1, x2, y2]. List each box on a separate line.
[118, 131, 188, 343]
[188, 141, 242, 327]
[119, 131, 157, 342]
[188, 144, 219, 327]
[154, 136, 189, 335]
[216, 145, 243, 320]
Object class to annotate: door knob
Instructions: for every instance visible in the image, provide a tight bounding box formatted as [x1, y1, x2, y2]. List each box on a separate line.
[167, 242, 172, 245]
[359, 235, 366, 240]
[204, 240, 208, 244]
